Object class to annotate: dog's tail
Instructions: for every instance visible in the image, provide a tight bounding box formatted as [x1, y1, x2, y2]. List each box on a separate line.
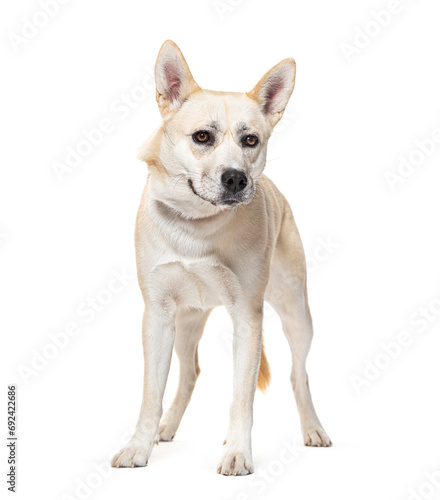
[257, 337, 271, 392]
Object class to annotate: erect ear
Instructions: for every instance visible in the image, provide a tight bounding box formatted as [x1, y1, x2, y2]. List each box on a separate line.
[247, 58, 296, 127]
[155, 40, 201, 118]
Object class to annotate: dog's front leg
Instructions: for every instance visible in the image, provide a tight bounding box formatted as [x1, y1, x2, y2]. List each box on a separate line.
[217, 305, 263, 476]
[112, 305, 176, 468]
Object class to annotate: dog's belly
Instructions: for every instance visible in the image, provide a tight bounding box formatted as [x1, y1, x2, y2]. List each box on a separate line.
[146, 256, 241, 311]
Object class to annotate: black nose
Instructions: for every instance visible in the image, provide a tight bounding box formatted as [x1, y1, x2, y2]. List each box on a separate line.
[221, 169, 247, 194]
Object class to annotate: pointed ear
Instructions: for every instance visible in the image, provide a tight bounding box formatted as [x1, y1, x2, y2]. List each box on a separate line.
[155, 40, 201, 118]
[247, 58, 296, 127]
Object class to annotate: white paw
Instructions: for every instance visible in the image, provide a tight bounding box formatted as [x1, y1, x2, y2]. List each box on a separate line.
[158, 421, 177, 441]
[217, 450, 253, 476]
[303, 427, 332, 447]
[111, 440, 156, 468]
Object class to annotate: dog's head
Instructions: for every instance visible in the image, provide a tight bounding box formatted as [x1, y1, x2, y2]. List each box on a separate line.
[141, 40, 296, 218]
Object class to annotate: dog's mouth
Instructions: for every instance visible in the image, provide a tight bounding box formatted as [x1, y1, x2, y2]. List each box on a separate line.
[188, 179, 246, 207]
[188, 179, 217, 206]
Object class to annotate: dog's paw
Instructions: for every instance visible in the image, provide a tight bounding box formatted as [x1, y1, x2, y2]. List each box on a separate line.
[217, 452, 253, 476]
[111, 441, 155, 468]
[158, 422, 176, 441]
[303, 427, 332, 447]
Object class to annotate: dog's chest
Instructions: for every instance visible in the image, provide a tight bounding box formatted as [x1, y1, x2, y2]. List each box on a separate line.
[141, 219, 243, 309]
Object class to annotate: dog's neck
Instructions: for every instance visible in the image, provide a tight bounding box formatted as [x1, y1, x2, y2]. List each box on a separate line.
[152, 198, 237, 234]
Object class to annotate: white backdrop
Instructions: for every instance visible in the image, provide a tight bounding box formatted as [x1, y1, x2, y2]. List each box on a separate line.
[2, 0, 440, 499]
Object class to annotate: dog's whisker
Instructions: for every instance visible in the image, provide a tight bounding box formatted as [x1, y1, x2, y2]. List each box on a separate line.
[170, 173, 186, 196]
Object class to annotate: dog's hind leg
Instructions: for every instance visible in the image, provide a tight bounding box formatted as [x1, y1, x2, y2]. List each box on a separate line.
[265, 210, 331, 447]
[159, 308, 211, 441]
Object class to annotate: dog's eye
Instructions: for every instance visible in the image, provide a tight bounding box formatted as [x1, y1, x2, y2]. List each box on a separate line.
[193, 131, 211, 144]
[243, 135, 259, 147]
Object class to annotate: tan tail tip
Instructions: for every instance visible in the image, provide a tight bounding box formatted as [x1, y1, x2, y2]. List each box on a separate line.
[257, 340, 271, 392]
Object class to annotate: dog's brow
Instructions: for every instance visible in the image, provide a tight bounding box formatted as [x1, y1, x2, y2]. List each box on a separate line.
[194, 121, 220, 132]
[208, 121, 220, 131]
[237, 122, 251, 132]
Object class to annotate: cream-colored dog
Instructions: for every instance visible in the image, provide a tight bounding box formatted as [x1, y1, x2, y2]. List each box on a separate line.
[111, 40, 331, 476]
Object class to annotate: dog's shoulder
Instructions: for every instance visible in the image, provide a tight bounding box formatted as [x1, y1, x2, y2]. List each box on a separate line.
[257, 174, 289, 217]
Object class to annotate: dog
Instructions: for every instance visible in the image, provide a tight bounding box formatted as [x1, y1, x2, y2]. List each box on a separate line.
[111, 40, 331, 476]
